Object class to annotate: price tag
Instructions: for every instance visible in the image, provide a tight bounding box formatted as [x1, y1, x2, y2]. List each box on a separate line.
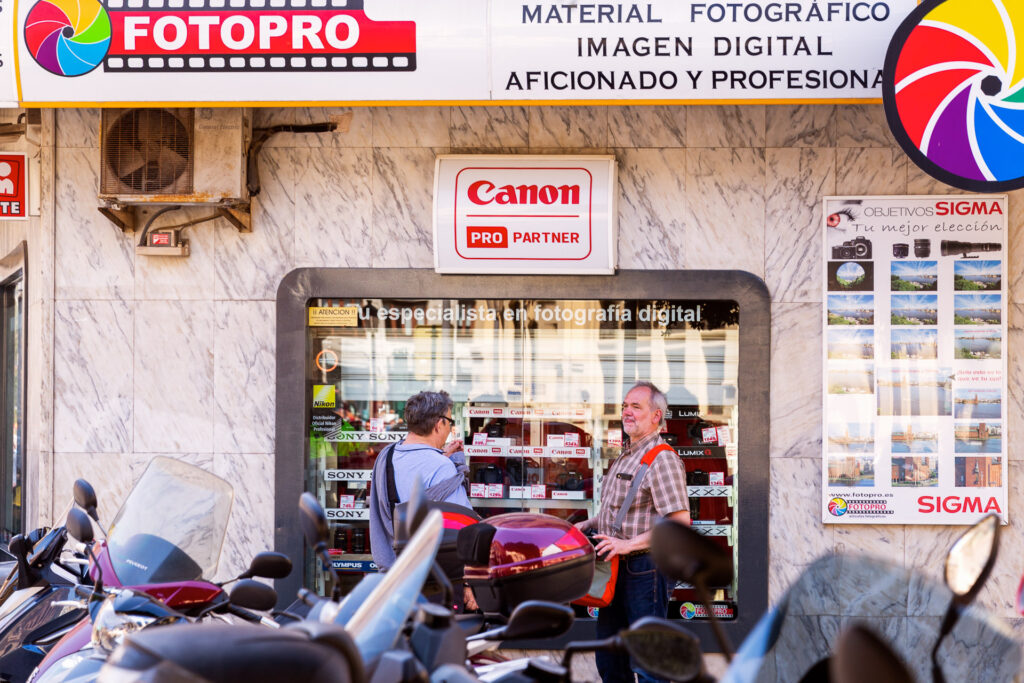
[338, 495, 355, 509]
[702, 427, 718, 443]
[369, 418, 383, 433]
[472, 433, 489, 446]
[486, 484, 504, 498]
[717, 427, 731, 444]
[606, 429, 622, 447]
[546, 435, 565, 447]
[563, 433, 580, 446]
[551, 490, 585, 500]
[709, 472, 724, 486]
[530, 485, 547, 499]
[509, 486, 528, 499]
[470, 483, 487, 498]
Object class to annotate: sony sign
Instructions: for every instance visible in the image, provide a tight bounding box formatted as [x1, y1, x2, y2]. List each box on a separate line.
[433, 155, 617, 274]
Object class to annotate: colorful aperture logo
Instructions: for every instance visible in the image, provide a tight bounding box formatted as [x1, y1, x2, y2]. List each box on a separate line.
[25, 0, 111, 77]
[680, 602, 697, 620]
[828, 497, 849, 516]
[884, 0, 1024, 191]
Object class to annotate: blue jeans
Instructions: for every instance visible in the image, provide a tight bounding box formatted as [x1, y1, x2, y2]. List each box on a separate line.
[596, 552, 670, 683]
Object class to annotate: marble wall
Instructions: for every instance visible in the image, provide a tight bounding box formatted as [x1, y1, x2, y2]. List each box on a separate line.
[39, 105, 1024, 652]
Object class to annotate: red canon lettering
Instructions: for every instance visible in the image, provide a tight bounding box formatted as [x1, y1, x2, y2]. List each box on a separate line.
[467, 180, 581, 206]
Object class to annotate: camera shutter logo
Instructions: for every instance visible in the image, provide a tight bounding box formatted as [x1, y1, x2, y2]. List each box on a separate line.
[316, 349, 339, 373]
[828, 497, 849, 517]
[312, 385, 336, 409]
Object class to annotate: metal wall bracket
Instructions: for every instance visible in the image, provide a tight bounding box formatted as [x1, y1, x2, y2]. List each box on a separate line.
[97, 201, 252, 234]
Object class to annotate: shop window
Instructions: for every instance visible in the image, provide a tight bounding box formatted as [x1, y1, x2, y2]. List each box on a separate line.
[276, 270, 769, 649]
[0, 245, 26, 543]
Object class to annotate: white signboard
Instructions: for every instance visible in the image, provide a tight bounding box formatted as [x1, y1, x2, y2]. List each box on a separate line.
[433, 155, 616, 275]
[6, 0, 914, 106]
[821, 195, 1008, 525]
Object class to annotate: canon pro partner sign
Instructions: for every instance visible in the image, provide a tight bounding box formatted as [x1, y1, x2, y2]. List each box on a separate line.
[433, 156, 616, 275]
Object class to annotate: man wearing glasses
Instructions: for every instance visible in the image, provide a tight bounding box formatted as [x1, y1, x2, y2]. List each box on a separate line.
[369, 390, 470, 571]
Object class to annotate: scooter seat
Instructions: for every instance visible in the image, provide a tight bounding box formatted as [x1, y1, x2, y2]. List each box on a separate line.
[107, 622, 362, 683]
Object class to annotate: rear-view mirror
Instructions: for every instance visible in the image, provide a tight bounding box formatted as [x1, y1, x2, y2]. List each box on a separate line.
[66, 508, 94, 545]
[73, 479, 99, 521]
[501, 600, 574, 641]
[945, 513, 999, 605]
[229, 579, 278, 612]
[619, 617, 704, 682]
[298, 493, 329, 549]
[650, 518, 733, 587]
[244, 551, 292, 580]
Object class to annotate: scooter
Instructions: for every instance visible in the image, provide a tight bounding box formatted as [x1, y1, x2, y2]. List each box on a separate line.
[27, 457, 292, 683]
[0, 480, 102, 682]
[648, 513, 1014, 682]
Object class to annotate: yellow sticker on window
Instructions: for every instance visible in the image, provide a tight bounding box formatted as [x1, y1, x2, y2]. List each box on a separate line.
[309, 306, 359, 327]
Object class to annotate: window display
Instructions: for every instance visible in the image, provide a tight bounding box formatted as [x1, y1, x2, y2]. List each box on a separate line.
[305, 297, 741, 618]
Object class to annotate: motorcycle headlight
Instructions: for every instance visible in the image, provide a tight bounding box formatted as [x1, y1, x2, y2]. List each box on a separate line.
[91, 596, 156, 653]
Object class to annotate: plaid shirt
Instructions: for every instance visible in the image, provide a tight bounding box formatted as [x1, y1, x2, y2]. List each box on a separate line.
[595, 431, 689, 540]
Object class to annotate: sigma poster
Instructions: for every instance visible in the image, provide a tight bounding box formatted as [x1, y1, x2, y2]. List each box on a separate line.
[821, 195, 1007, 525]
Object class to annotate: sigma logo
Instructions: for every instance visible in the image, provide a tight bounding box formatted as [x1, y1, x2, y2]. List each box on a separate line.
[466, 181, 581, 206]
[25, 0, 416, 77]
[935, 201, 1003, 216]
[918, 496, 1002, 514]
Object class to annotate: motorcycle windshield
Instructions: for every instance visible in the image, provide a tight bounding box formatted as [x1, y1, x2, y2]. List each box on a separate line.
[105, 458, 233, 585]
[339, 509, 443, 663]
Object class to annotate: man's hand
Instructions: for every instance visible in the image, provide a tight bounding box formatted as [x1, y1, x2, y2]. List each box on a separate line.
[574, 519, 594, 532]
[463, 585, 478, 611]
[592, 534, 633, 559]
[443, 439, 464, 458]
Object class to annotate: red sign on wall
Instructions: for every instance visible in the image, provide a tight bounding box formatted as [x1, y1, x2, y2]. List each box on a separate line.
[0, 155, 27, 221]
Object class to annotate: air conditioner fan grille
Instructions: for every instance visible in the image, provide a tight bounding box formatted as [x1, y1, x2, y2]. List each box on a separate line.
[101, 109, 194, 195]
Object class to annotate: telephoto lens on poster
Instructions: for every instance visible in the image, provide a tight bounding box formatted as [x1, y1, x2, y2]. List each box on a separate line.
[940, 240, 1001, 257]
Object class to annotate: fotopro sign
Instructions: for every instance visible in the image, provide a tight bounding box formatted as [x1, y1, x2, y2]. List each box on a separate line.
[434, 155, 616, 275]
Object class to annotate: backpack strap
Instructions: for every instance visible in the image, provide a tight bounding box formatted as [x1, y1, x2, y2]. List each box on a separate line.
[381, 442, 400, 520]
[611, 443, 676, 537]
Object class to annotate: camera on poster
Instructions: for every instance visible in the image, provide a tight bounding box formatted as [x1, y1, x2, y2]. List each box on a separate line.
[831, 236, 872, 260]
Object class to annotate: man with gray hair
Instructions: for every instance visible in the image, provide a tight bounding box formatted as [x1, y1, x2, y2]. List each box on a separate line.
[577, 381, 690, 683]
[369, 390, 471, 571]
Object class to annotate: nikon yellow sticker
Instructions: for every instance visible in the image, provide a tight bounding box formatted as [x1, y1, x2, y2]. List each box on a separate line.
[309, 307, 359, 327]
[312, 385, 336, 409]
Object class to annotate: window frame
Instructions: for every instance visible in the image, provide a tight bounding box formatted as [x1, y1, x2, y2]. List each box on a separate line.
[275, 268, 770, 650]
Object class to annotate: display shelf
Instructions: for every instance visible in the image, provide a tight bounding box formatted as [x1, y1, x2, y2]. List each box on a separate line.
[328, 554, 378, 573]
[693, 524, 734, 545]
[465, 445, 592, 459]
[687, 485, 734, 506]
[469, 498, 593, 509]
[463, 406, 592, 419]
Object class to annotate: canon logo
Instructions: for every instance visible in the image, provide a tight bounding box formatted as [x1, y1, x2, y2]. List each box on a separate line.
[918, 495, 1002, 514]
[935, 201, 1003, 216]
[467, 180, 581, 206]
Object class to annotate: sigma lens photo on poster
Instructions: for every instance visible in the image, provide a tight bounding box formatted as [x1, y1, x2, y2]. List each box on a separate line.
[893, 243, 909, 258]
[914, 239, 931, 258]
[831, 236, 872, 260]
[941, 240, 1002, 257]
[827, 261, 874, 292]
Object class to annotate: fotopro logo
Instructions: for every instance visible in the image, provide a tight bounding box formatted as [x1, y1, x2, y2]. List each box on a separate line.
[25, 0, 416, 76]
[827, 497, 848, 516]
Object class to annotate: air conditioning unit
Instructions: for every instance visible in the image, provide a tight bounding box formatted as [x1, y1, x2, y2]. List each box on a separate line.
[98, 107, 252, 234]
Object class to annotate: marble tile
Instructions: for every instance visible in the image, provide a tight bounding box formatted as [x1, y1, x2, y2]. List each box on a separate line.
[770, 304, 821, 461]
[214, 302, 275, 454]
[55, 148, 135, 300]
[451, 107, 530, 150]
[769, 459, 833, 603]
[615, 148, 686, 269]
[134, 206, 217, 300]
[372, 107, 451, 148]
[971, 461, 1024, 617]
[52, 452, 135, 523]
[1009, 305, 1023, 460]
[293, 148, 373, 268]
[682, 148, 765, 276]
[213, 453, 275, 581]
[904, 525, 962, 617]
[56, 109, 100, 149]
[836, 104, 898, 148]
[54, 300, 133, 453]
[254, 107, 373, 148]
[686, 106, 765, 148]
[837, 616, 907, 664]
[133, 301, 214, 453]
[766, 106, 836, 148]
[607, 106, 685, 148]
[903, 615, 944, 682]
[528, 107, 609, 148]
[833, 524, 905, 571]
[215, 148, 294, 300]
[767, 614, 840, 682]
[906, 165, 973, 195]
[128, 453, 215, 484]
[371, 147, 439, 268]
[765, 148, 835, 302]
[934, 607, 1023, 681]
[834, 148, 907, 196]
[1007, 190, 1024, 304]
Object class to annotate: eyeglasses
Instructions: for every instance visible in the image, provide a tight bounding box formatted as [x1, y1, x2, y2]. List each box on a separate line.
[438, 415, 456, 427]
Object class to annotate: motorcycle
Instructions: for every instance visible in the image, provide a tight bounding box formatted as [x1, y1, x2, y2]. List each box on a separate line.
[648, 513, 1018, 682]
[0, 480, 103, 682]
[27, 457, 292, 683]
